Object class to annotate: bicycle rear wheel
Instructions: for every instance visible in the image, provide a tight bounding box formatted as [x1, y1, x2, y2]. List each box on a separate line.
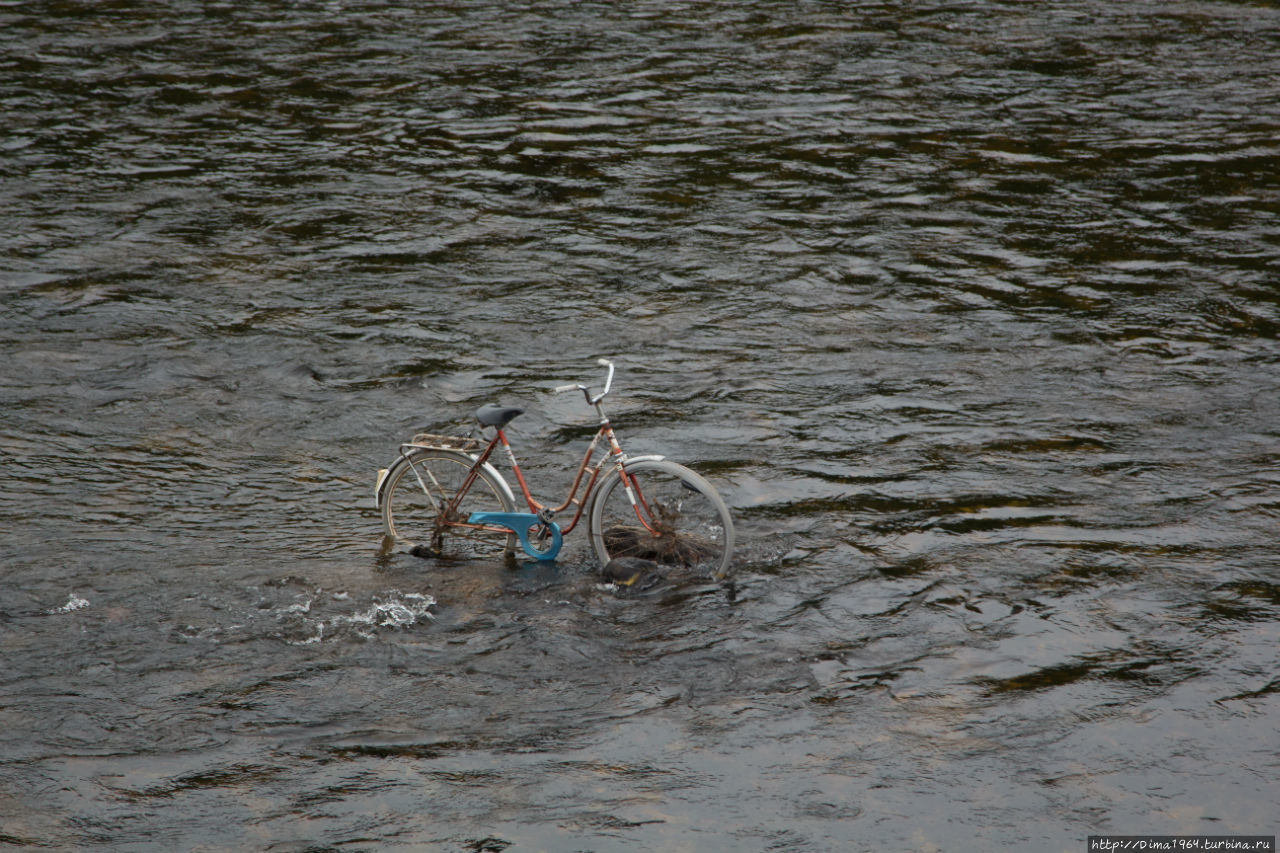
[380, 449, 516, 559]
[589, 459, 734, 579]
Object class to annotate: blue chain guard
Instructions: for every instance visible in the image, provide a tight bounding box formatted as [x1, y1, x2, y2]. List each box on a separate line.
[466, 511, 563, 561]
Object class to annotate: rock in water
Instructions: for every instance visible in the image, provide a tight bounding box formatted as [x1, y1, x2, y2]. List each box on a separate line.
[601, 557, 663, 587]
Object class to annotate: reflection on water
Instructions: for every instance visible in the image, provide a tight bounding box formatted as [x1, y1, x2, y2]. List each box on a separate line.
[2, 0, 1279, 848]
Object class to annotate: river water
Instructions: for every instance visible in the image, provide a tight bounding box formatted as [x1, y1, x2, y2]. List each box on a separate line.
[2, 0, 1278, 850]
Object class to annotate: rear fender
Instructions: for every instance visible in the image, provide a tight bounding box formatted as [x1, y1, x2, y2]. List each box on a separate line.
[375, 450, 514, 510]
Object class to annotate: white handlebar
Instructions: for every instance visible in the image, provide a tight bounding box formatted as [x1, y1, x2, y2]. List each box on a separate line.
[554, 359, 614, 405]
[596, 359, 614, 401]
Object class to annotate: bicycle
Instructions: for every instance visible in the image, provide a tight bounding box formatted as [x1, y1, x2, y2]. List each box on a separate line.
[375, 359, 734, 579]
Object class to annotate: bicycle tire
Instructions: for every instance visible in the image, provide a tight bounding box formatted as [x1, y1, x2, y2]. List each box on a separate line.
[589, 458, 734, 579]
[380, 449, 517, 559]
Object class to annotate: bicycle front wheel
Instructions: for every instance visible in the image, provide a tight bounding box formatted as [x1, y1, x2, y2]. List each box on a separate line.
[380, 449, 516, 559]
[589, 458, 734, 579]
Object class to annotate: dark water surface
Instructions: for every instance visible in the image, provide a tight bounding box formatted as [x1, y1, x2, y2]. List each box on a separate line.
[3, 0, 1279, 849]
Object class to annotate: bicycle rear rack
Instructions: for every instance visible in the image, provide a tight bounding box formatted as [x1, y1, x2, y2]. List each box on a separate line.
[406, 433, 484, 452]
[377, 433, 490, 510]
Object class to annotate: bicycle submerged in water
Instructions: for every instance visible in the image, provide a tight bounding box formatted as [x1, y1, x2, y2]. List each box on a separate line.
[375, 359, 734, 579]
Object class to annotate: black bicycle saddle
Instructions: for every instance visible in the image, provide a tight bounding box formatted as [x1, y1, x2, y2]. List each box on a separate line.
[475, 404, 523, 428]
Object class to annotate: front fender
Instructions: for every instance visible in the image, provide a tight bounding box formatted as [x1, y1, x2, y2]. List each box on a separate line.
[584, 454, 666, 514]
[621, 453, 665, 470]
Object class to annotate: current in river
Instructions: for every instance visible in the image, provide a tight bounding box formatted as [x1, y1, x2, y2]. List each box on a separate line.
[2, 1, 1278, 850]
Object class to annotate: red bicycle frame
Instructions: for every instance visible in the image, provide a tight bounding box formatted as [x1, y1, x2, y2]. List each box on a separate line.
[448, 418, 645, 540]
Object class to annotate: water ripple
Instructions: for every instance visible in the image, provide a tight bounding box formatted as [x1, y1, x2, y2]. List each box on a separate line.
[3, 0, 1280, 848]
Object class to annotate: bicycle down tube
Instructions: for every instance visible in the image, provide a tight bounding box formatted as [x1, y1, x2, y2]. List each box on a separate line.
[438, 418, 650, 544]
[475, 423, 614, 537]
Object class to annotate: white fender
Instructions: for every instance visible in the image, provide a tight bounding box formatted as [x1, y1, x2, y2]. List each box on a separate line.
[620, 453, 665, 469]
[375, 450, 515, 511]
[588, 454, 666, 501]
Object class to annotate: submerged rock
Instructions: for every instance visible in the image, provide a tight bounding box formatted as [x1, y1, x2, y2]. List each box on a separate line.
[601, 557, 664, 588]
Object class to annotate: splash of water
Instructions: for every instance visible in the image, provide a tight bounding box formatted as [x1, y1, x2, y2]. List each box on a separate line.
[280, 591, 436, 645]
[48, 594, 89, 614]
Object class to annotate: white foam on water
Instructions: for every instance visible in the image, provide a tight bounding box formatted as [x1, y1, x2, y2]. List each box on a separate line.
[49, 593, 89, 614]
[345, 592, 436, 629]
[280, 591, 436, 645]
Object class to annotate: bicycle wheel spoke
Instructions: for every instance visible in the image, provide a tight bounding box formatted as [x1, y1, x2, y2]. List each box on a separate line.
[410, 460, 449, 513]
